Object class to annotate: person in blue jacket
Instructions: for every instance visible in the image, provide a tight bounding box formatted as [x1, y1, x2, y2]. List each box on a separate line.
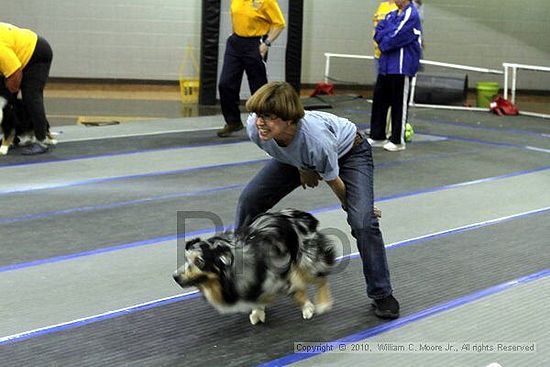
[368, 0, 422, 152]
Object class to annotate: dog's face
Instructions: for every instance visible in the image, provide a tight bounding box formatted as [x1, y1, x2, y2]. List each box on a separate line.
[173, 236, 234, 288]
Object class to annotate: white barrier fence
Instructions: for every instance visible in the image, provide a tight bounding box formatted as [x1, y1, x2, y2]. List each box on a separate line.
[323, 53, 550, 118]
[503, 63, 550, 119]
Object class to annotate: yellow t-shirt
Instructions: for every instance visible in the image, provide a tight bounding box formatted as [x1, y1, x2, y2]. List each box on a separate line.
[0, 22, 38, 77]
[231, 0, 286, 37]
[372, 2, 398, 58]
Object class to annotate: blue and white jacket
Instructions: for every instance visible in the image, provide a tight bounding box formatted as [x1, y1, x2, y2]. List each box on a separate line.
[374, 3, 422, 76]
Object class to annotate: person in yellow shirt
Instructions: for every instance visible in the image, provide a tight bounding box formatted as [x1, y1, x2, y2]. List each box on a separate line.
[0, 22, 55, 154]
[217, 0, 286, 138]
[372, 1, 398, 71]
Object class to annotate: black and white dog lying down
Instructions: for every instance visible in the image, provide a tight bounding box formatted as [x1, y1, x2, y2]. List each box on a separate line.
[0, 96, 13, 155]
[0, 96, 38, 155]
[173, 209, 336, 325]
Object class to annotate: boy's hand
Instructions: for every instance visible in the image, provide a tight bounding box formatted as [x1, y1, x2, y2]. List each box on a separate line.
[300, 170, 322, 189]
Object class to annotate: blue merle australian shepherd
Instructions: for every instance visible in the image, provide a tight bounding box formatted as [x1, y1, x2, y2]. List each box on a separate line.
[173, 209, 336, 325]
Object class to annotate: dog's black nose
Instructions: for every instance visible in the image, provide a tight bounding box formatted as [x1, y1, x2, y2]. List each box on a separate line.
[172, 273, 186, 288]
[173, 274, 181, 286]
[173, 273, 185, 287]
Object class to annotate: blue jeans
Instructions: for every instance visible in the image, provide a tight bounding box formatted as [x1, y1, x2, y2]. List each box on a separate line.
[235, 138, 393, 299]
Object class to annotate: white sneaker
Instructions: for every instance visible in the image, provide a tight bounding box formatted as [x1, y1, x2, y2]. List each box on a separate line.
[367, 138, 388, 148]
[383, 141, 406, 151]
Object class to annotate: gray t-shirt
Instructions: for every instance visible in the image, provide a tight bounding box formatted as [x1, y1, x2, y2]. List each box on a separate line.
[247, 110, 357, 181]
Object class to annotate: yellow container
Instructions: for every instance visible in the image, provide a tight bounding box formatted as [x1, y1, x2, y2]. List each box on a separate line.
[179, 79, 200, 104]
[179, 45, 200, 104]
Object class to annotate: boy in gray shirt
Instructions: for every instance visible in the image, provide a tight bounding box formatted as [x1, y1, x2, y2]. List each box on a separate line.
[236, 81, 399, 319]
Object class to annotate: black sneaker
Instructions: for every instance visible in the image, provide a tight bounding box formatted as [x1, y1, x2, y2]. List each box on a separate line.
[372, 294, 400, 319]
[217, 123, 244, 138]
[21, 142, 49, 155]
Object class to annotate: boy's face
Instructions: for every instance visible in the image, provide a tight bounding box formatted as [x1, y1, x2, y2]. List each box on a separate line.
[255, 113, 291, 142]
[394, 0, 409, 9]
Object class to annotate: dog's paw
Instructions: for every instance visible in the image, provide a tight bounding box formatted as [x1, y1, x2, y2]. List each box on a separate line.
[249, 308, 266, 325]
[301, 301, 315, 320]
[0, 145, 8, 155]
[315, 301, 333, 315]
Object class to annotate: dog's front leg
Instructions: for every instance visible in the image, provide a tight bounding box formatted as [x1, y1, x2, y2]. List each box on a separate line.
[0, 142, 9, 155]
[314, 277, 333, 315]
[0, 131, 15, 156]
[293, 290, 315, 319]
[249, 306, 266, 325]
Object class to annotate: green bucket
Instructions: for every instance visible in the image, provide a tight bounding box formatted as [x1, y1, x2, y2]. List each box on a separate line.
[476, 82, 500, 108]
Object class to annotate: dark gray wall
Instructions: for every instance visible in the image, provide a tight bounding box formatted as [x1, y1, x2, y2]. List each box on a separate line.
[4, 0, 549, 90]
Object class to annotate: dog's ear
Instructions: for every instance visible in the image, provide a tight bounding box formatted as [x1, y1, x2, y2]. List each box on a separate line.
[185, 237, 201, 250]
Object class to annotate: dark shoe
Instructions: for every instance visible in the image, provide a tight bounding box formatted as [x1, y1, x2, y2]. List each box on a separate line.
[372, 294, 400, 319]
[217, 123, 244, 138]
[21, 142, 49, 155]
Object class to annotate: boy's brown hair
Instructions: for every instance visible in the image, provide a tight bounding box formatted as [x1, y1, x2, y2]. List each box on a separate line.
[245, 81, 305, 123]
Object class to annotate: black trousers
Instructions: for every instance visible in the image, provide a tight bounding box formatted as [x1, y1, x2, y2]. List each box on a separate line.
[370, 74, 411, 145]
[218, 34, 267, 126]
[0, 36, 52, 140]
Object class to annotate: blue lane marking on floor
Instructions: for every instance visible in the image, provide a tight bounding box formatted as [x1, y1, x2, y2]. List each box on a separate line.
[428, 133, 550, 153]
[0, 139, 250, 169]
[257, 268, 550, 367]
[0, 223, 215, 274]
[365, 125, 549, 153]
[1, 167, 548, 273]
[0, 184, 244, 225]
[376, 165, 550, 200]
[0, 123, 545, 197]
[1, 208, 548, 345]
[0, 291, 200, 346]
[0, 126, 547, 196]
[312, 166, 550, 214]
[413, 115, 550, 139]
[0, 158, 267, 196]
[349, 108, 550, 139]
[0, 234, 174, 273]
[350, 207, 549, 256]
[356, 121, 550, 153]
[1, 145, 465, 195]
[3, 161, 546, 226]
[2, 112, 546, 172]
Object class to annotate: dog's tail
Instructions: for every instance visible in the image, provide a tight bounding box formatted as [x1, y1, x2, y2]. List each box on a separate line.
[299, 231, 336, 277]
[278, 209, 336, 276]
[278, 208, 320, 235]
